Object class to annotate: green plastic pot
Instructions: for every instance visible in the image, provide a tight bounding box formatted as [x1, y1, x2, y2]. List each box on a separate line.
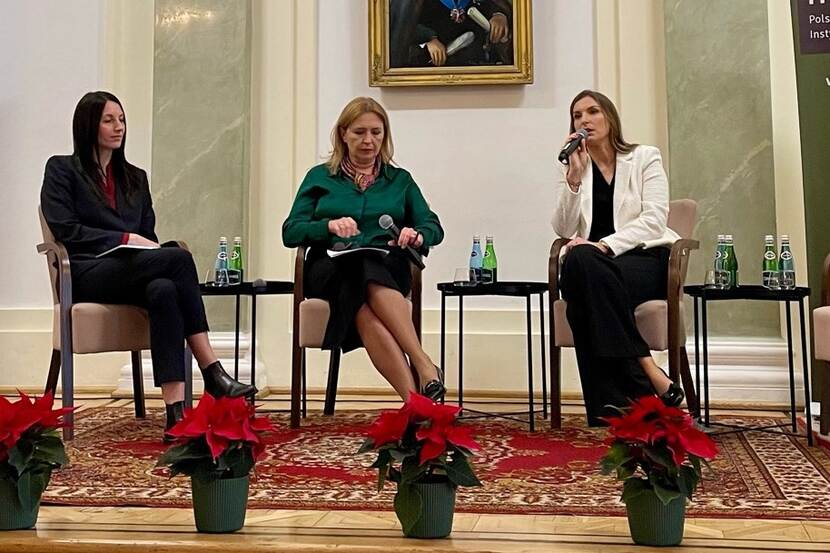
[397, 479, 457, 539]
[191, 474, 249, 533]
[625, 489, 686, 546]
[0, 478, 40, 531]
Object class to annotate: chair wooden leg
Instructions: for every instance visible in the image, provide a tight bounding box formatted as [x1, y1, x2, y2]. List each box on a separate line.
[678, 346, 700, 419]
[301, 349, 308, 418]
[45, 349, 61, 395]
[323, 349, 341, 416]
[131, 351, 145, 419]
[290, 340, 302, 428]
[61, 347, 74, 441]
[550, 345, 562, 429]
[184, 345, 193, 408]
[820, 359, 830, 436]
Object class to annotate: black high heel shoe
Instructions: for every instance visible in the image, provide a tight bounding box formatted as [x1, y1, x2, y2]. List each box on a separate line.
[163, 400, 185, 443]
[421, 365, 446, 402]
[201, 360, 257, 398]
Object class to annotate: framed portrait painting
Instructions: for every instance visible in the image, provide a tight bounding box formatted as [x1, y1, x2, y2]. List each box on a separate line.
[369, 0, 533, 87]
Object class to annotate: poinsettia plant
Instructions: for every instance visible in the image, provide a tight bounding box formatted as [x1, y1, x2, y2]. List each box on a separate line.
[600, 395, 718, 506]
[357, 392, 482, 533]
[157, 393, 274, 482]
[0, 391, 73, 509]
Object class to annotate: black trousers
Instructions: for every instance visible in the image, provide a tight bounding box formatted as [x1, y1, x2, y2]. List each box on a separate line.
[71, 247, 209, 386]
[560, 244, 670, 426]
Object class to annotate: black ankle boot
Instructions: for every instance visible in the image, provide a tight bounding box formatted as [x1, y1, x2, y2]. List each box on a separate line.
[201, 360, 257, 399]
[163, 400, 185, 443]
[660, 382, 685, 407]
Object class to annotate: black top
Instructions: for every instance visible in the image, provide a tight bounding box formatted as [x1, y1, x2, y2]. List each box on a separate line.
[40, 155, 157, 261]
[588, 161, 615, 243]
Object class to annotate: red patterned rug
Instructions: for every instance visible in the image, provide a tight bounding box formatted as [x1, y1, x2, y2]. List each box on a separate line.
[41, 407, 830, 520]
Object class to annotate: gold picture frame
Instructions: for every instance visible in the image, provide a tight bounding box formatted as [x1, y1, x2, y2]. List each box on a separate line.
[369, 0, 533, 87]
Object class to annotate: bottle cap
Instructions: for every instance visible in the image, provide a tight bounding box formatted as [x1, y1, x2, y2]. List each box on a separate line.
[233, 236, 242, 242]
[219, 236, 227, 242]
[725, 234, 733, 240]
[473, 235, 480, 240]
[764, 234, 774, 240]
[781, 234, 790, 241]
[485, 235, 493, 241]
[717, 234, 725, 240]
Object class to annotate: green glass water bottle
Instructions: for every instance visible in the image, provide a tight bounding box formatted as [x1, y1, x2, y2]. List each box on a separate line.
[229, 236, 243, 285]
[482, 235, 498, 284]
[722, 234, 739, 288]
[761, 234, 778, 289]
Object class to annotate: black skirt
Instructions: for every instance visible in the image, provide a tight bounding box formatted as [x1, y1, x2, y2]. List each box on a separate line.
[304, 247, 412, 352]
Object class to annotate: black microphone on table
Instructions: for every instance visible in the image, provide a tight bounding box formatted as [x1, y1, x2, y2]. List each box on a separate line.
[558, 128, 589, 165]
[378, 214, 425, 269]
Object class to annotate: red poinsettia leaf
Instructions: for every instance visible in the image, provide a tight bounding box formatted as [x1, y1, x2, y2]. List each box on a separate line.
[250, 415, 274, 432]
[444, 424, 480, 451]
[406, 392, 460, 424]
[418, 436, 446, 465]
[678, 426, 718, 460]
[205, 429, 229, 460]
[368, 408, 410, 447]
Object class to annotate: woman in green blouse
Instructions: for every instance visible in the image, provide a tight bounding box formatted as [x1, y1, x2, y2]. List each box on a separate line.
[282, 97, 445, 401]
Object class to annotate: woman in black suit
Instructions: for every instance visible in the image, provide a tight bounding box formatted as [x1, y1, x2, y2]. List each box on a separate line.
[40, 91, 255, 440]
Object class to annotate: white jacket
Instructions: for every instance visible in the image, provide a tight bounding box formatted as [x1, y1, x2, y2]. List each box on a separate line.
[551, 144, 679, 256]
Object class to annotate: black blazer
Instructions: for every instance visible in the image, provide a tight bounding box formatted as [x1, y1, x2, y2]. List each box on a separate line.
[40, 155, 157, 261]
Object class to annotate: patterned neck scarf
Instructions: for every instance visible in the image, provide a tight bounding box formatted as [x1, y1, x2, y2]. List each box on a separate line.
[341, 156, 381, 191]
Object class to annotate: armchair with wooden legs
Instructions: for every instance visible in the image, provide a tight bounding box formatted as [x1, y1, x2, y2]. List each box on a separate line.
[37, 206, 192, 440]
[813, 253, 830, 435]
[547, 199, 701, 429]
[290, 246, 422, 428]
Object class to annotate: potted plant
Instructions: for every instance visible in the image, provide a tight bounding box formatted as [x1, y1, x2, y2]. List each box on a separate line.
[0, 391, 72, 530]
[600, 395, 718, 546]
[157, 393, 274, 533]
[358, 392, 481, 539]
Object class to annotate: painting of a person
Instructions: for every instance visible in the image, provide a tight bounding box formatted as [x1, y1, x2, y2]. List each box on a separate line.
[390, 0, 514, 68]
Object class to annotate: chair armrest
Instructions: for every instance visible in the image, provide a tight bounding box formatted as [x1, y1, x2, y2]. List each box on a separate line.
[37, 240, 72, 308]
[822, 253, 830, 307]
[293, 247, 306, 305]
[548, 238, 571, 300]
[667, 238, 699, 295]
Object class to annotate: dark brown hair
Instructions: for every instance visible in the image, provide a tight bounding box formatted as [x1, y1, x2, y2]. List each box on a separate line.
[569, 90, 636, 154]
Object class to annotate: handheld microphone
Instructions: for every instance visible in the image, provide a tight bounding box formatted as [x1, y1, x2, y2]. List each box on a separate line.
[378, 214, 425, 269]
[558, 128, 589, 165]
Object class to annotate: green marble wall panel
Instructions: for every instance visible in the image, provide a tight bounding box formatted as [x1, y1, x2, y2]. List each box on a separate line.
[665, 0, 779, 337]
[152, 0, 251, 331]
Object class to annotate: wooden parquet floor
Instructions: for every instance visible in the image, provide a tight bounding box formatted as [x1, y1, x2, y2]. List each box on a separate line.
[2, 395, 829, 553]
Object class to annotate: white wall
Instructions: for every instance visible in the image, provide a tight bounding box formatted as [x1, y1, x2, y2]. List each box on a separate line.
[0, 0, 105, 309]
[317, 1, 595, 311]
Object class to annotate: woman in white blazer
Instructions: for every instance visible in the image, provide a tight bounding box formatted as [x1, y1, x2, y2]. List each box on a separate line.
[552, 90, 683, 426]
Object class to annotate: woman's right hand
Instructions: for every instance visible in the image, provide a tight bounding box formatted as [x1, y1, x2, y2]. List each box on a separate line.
[564, 132, 589, 190]
[127, 233, 159, 247]
[327, 217, 360, 238]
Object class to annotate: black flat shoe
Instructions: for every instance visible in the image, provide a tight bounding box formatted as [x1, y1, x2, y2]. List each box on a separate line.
[163, 400, 185, 443]
[660, 382, 685, 407]
[421, 365, 446, 402]
[201, 360, 257, 399]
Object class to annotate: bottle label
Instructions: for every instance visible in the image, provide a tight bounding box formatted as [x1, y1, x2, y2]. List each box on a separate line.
[780, 251, 793, 261]
[218, 251, 228, 260]
[764, 250, 776, 261]
[715, 250, 722, 260]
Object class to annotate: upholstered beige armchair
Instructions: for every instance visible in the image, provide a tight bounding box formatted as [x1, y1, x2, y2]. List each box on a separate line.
[813, 253, 830, 435]
[547, 199, 701, 429]
[37, 207, 191, 440]
[289, 246, 421, 428]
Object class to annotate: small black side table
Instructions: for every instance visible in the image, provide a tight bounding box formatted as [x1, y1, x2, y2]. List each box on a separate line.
[197, 280, 294, 400]
[438, 281, 548, 431]
[684, 284, 813, 445]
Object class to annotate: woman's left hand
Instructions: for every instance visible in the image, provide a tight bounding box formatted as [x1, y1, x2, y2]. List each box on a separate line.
[569, 237, 609, 254]
[389, 227, 423, 249]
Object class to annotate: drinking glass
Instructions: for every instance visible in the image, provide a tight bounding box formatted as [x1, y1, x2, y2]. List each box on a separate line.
[453, 267, 475, 286]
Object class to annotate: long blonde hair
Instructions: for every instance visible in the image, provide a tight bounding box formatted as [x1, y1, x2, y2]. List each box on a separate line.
[325, 97, 394, 174]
